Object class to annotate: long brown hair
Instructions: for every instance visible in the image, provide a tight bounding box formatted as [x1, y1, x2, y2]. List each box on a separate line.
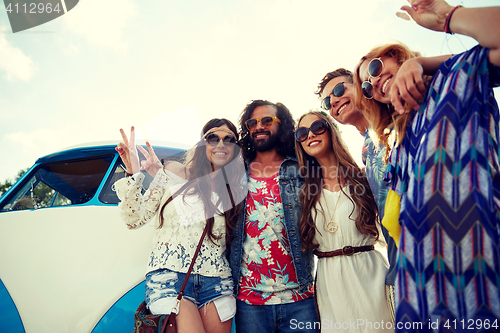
[158, 118, 244, 244]
[354, 42, 424, 155]
[295, 111, 379, 250]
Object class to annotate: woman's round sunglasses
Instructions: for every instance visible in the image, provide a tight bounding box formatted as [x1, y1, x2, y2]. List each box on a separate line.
[205, 133, 237, 146]
[294, 119, 329, 142]
[245, 116, 281, 131]
[321, 82, 346, 110]
[361, 58, 384, 99]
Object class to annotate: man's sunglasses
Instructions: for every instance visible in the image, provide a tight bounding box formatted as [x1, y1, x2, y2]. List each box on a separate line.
[245, 116, 281, 131]
[294, 119, 329, 142]
[205, 133, 237, 146]
[361, 58, 384, 99]
[321, 82, 346, 110]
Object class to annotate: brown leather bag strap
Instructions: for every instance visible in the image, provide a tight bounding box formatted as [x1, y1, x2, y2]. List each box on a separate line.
[173, 168, 236, 302]
[220, 167, 236, 208]
[160, 222, 209, 333]
[161, 169, 236, 332]
[177, 222, 209, 300]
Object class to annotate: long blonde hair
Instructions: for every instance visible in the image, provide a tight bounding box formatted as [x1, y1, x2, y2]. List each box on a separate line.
[354, 42, 424, 155]
[295, 111, 378, 250]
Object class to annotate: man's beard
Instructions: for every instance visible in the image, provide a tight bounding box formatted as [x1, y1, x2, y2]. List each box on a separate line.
[251, 130, 279, 152]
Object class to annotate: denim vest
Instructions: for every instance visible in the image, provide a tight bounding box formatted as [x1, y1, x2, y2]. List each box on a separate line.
[228, 156, 315, 295]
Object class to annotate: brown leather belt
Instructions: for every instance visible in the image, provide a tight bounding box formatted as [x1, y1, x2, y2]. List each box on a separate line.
[313, 245, 374, 258]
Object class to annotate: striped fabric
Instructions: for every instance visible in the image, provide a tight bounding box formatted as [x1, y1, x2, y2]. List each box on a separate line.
[387, 46, 500, 332]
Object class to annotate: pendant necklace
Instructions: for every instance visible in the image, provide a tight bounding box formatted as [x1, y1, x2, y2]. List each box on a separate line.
[324, 191, 341, 233]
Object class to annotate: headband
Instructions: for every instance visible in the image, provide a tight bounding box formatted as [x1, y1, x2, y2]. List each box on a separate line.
[203, 126, 237, 138]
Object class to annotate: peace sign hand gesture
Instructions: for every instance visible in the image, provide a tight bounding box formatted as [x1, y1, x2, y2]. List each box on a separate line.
[137, 142, 163, 177]
[115, 126, 141, 175]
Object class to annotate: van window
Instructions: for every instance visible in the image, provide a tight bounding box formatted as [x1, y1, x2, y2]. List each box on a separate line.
[0, 156, 113, 211]
[99, 150, 185, 204]
[98, 162, 128, 204]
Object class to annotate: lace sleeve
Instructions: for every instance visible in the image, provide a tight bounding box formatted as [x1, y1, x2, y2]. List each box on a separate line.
[113, 170, 170, 229]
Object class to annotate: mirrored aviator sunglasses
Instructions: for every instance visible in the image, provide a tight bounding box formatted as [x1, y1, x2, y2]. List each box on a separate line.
[205, 133, 237, 146]
[362, 58, 384, 99]
[321, 82, 346, 110]
[294, 119, 329, 142]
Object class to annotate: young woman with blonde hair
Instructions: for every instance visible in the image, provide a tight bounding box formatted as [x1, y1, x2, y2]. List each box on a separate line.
[354, 0, 500, 330]
[354, 43, 430, 157]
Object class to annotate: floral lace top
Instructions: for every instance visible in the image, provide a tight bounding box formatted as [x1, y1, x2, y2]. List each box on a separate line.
[113, 169, 231, 277]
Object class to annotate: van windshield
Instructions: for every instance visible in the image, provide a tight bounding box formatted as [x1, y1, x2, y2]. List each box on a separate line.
[0, 156, 113, 211]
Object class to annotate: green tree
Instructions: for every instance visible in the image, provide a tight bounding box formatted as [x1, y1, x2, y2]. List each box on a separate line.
[0, 168, 28, 197]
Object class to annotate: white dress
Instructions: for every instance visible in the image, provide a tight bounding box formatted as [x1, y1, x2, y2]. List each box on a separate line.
[313, 188, 393, 333]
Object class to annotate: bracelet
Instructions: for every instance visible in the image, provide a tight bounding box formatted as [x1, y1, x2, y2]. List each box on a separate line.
[125, 172, 133, 177]
[444, 5, 463, 34]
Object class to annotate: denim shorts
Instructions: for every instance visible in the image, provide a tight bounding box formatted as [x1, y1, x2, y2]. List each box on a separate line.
[145, 269, 235, 320]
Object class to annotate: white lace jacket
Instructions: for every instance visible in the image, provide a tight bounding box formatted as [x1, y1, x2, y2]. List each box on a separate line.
[113, 169, 231, 277]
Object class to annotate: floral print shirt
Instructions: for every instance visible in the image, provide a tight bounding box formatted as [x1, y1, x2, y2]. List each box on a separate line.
[238, 173, 313, 305]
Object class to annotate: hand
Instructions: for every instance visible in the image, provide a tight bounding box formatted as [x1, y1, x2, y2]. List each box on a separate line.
[115, 126, 141, 174]
[137, 142, 163, 177]
[398, 0, 454, 32]
[390, 58, 426, 114]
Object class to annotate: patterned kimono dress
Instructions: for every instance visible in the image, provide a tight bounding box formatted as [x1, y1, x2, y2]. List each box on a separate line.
[387, 45, 500, 332]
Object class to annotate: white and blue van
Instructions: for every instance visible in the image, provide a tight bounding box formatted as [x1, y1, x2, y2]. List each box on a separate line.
[0, 142, 186, 333]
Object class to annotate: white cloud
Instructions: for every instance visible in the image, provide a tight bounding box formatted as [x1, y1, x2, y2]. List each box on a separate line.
[0, 32, 37, 81]
[5, 129, 57, 154]
[63, 0, 137, 52]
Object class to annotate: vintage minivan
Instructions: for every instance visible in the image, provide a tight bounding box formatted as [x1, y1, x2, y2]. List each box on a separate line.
[0, 142, 186, 332]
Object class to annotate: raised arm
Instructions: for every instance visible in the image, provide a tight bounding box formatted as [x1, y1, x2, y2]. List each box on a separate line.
[137, 141, 163, 177]
[391, 54, 452, 114]
[114, 168, 170, 229]
[115, 126, 141, 175]
[400, 0, 500, 66]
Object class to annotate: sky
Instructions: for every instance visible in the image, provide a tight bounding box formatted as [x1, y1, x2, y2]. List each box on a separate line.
[0, 0, 499, 182]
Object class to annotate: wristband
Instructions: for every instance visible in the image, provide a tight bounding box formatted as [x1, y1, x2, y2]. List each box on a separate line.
[444, 5, 463, 34]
